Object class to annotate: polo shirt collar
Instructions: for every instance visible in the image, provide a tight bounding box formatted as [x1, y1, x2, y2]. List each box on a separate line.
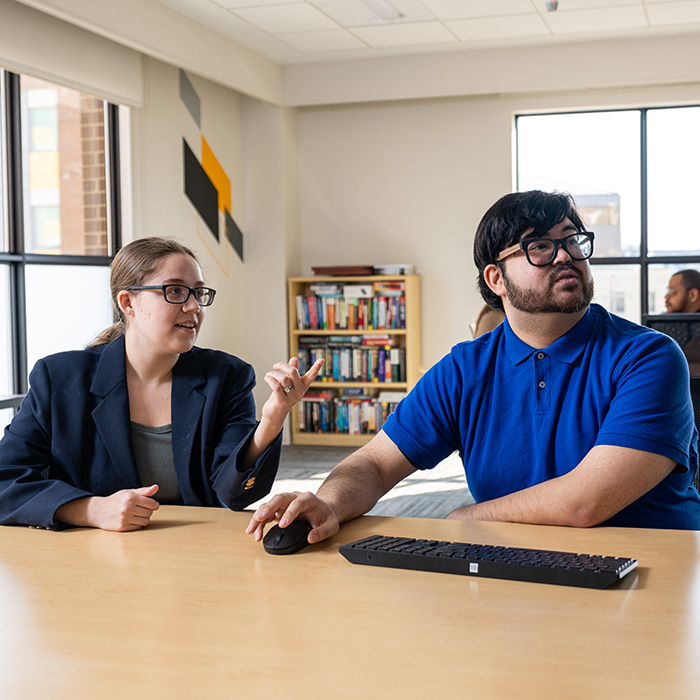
[503, 306, 594, 366]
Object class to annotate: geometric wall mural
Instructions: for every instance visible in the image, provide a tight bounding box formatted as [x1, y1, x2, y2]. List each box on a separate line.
[179, 69, 244, 263]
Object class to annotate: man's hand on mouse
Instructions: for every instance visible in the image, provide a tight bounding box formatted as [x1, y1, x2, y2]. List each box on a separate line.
[246, 491, 340, 545]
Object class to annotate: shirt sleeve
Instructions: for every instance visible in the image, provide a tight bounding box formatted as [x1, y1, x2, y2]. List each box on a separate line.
[0, 359, 93, 529]
[382, 347, 464, 470]
[206, 361, 282, 509]
[595, 332, 697, 471]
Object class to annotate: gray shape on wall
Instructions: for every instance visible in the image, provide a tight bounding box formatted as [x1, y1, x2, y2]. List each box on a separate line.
[226, 208, 244, 262]
[179, 70, 200, 129]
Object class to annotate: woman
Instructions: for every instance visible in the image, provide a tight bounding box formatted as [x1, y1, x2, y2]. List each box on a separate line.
[0, 237, 321, 531]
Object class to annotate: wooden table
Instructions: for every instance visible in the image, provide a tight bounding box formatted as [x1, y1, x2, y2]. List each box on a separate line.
[1, 507, 699, 699]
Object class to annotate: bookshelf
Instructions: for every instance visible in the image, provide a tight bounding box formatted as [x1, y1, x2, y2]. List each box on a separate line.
[288, 274, 421, 446]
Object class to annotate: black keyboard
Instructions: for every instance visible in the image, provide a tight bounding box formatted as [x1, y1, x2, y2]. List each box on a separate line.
[339, 535, 638, 589]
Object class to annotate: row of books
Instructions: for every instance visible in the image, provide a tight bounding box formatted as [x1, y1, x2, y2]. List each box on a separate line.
[298, 389, 407, 435]
[297, 335, 406, 383]
[295, 281, 406, 330]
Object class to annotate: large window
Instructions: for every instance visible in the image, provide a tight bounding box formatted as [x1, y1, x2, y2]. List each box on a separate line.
[0, 69, 120, 417]
[516, 106, 700, 321]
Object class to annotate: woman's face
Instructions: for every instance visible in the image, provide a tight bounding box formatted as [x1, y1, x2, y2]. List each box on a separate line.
[123, 253, 207, 358]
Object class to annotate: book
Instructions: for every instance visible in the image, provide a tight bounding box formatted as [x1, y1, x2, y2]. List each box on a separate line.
[373, 264, 415, 275]
[312, 266, 374, 276]
[343, 284, 373, 299]
[309, 283, 343, 296]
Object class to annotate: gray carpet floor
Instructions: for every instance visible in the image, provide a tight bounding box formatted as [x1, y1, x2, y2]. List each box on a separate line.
[248, 444, 474, 519]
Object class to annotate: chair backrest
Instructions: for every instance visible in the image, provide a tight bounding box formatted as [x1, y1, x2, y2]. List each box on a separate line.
[643, 314, 700, 491]
[472, 305, 505, 339]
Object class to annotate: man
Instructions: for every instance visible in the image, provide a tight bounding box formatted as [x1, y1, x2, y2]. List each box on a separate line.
[248, 191, 700, 545]
[665, 270, 700, 313]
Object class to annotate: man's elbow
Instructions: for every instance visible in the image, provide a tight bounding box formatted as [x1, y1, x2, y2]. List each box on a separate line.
[561, 503, 612, 528]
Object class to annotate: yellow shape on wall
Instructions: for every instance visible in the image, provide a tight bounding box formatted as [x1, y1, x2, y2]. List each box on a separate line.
[201, 136, 231, 215]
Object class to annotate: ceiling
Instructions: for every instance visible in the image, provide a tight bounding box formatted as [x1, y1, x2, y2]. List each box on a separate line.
[151, 0, 700, 65]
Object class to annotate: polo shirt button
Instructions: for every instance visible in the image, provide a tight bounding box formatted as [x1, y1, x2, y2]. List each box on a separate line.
[537, 353, 545, 360]
[538, 381, 546, 389]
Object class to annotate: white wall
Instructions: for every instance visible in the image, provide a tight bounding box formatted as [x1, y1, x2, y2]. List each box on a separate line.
[297, 96, 511, 365]
[0, 0, 142, 105]
[284, 33, 700, 107]
[134, 58, 300, 416]
[296, 82, 700, 369]
[14, 0, 282, 104]
[240, 97, 301, 419]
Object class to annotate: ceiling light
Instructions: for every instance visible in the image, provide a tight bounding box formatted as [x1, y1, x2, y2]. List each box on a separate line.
[359, 0, 403, 22]
[545, 1, 558, 10]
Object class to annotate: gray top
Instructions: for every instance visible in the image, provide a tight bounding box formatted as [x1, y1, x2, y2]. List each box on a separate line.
[130, 422, 182, 505]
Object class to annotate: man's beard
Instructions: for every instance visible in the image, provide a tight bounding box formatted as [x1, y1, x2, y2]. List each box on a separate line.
[502, 264, 594, 314]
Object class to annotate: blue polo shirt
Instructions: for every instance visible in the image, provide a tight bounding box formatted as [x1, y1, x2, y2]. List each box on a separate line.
[383, 304, 700, 529]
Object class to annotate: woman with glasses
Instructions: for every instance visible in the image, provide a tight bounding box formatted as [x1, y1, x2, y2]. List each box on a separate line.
[0, 237, 322, 531]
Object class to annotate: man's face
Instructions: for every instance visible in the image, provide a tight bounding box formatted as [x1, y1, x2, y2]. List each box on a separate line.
[497, 217, 594, 315]
[665, 274, 693, 313]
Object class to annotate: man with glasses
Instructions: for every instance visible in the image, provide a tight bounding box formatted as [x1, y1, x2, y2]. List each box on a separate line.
[248, 190, 700, 545]
[665, 269, 700, 314]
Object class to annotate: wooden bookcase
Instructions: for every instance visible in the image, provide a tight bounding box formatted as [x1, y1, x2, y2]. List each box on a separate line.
[288, 274, 421, 446]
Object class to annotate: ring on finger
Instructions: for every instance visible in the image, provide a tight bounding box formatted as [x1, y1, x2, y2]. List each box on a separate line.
[283, 385, 293, 394]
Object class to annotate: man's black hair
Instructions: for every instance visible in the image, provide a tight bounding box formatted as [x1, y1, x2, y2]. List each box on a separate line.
[676, 269, 700, 293]
[473, 190, 586, 311]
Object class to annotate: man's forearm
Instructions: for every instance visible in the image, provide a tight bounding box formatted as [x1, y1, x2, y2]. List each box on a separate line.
[447, 479, 600, 527]
[316, 458, 387, 524]
[448, 446, 676, 527]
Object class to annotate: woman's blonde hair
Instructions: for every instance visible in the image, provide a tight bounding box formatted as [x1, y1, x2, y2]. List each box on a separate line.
[88, 237, 199, 347]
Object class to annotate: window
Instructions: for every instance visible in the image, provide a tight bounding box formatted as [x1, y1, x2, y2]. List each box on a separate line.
[516, 106, 700, 321]
[0, 69, 120, 414]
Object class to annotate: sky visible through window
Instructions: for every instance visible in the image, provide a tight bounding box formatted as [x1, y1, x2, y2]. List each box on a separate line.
[517, 107, 700, 319]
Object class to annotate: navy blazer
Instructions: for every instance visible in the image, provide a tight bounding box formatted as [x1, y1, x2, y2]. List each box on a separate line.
[0, 336, 282, 528]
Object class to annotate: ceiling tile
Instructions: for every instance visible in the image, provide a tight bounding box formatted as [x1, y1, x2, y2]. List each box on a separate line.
[646, 0, 700, 24]
[552, 0, 641, 8]
[154, 0, 700, 64]
[279, 28, 368, 51]
[351, 20, 458, 46]
[544, 5, 648, 32]
[421, 0, 536, 20]
[310, 0, 380, 26]
[312, 0, 435, 26]
[234, 3, 340, 33]
[213, 0, 301, 7]
[448, 14, 550, 41]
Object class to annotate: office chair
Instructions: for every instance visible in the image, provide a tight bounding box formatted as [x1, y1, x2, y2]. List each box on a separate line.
[643, 314, 700, 491]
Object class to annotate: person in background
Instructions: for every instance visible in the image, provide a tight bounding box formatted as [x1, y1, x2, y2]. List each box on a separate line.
[248, 190, 700, 546]
[665, 270, 700, 313]
[472, 304, 505, 338]
[0, 237, 322, 531]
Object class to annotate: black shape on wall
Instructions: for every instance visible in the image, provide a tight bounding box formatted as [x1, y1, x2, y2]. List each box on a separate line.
[183, 139, 219, 240]
[226, 208, 244, 262]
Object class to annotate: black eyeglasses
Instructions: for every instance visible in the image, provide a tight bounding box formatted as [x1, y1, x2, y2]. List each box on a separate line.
[126, 284, 217, 307]
[496, 232, 595, 267]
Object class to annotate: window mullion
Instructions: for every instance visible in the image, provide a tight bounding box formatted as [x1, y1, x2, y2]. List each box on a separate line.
[640, 109, 649, 317]
[5, 71, 27, 393]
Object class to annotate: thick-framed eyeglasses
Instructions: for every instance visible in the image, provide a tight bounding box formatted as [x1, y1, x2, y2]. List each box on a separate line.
[496, 232, 595, 267]
[126, 284, 217, 306]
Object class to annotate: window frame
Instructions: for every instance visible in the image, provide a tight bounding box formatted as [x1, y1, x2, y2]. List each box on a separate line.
[0, 69, 121, 394]
[515, 105, 700, 321]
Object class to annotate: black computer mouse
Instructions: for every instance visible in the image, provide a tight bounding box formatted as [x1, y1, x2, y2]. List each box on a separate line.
[263, 520, 313, 555]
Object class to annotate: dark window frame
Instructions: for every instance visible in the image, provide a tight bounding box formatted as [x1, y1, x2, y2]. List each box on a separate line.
[515, 105, 700, 321]
[1, 69, 121, 394]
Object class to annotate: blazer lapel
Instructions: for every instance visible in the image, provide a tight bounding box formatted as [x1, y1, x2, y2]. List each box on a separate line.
[90, 336, 141, 487]
[171, 349, 206, 504]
